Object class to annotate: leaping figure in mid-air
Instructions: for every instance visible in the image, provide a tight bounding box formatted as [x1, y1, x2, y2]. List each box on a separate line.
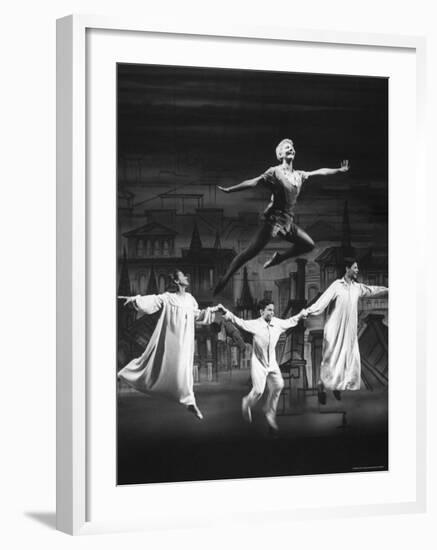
[213, 138, 349, 296]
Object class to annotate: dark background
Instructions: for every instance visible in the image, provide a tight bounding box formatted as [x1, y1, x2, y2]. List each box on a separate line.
[117, 63, 388, 223]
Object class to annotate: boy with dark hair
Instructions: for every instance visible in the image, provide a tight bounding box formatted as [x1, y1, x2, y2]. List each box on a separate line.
[217, 300, 306, 431]
[303, 260, 388, 404]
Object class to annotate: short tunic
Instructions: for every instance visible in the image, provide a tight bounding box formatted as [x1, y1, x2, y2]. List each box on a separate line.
[261, 166, 308, 236]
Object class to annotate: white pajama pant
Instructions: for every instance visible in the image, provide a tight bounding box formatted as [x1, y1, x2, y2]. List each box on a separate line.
[246, 363, 284, 417]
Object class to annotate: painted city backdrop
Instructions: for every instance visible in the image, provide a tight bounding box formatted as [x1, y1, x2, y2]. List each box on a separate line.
[117, 63, 388, 394]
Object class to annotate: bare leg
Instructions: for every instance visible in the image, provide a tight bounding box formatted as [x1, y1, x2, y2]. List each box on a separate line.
[214, 223, 272, 295]
[187, 404, 204, 419]
[264, 226, 315, 268]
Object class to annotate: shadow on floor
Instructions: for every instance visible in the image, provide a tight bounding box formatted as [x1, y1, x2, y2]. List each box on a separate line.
[24, 511, 56, 530]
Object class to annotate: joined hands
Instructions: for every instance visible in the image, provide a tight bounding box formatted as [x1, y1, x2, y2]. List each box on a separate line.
[298, 309, 309, 320]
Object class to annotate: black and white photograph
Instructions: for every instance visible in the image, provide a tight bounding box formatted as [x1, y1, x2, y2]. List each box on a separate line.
[116, 62, 389, 486]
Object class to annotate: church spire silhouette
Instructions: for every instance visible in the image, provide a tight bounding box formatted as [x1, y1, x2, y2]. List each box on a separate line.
[189, 221, 202, 251]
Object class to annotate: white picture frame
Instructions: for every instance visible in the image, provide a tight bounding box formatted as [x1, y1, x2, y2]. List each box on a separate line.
[56, 14, 427, 535]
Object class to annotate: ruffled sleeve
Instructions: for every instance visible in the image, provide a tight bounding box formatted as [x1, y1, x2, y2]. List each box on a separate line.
[133, 293, 166, 315]
[305, 281, 338, 316]
[261, 167, 276, 188]
[359, 284, 388, 298]
[192, 296, 215, 324]
[297, 170, 309, 184]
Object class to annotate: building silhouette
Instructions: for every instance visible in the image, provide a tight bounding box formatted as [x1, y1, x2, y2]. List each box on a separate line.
[117, 198, 388, 392]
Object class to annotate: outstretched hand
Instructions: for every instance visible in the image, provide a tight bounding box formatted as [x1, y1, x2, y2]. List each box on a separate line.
[118, 296, 135, 306]
[339, 159, 350, 172]
[214, 303, 227, 314]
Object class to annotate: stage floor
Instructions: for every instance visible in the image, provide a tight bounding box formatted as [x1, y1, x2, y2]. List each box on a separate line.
[117, 368, 388, 485]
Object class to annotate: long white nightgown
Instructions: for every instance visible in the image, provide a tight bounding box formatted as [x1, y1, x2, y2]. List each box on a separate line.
[118, 292, 214, 406]
[306, 278, 388, 391]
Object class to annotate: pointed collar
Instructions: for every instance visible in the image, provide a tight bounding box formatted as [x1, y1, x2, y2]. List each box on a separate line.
[339, 277, 357, 286]
[259, 316, 275, 327]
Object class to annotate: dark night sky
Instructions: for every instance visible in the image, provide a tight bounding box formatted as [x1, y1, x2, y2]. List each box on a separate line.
[117, 63, 388, 234]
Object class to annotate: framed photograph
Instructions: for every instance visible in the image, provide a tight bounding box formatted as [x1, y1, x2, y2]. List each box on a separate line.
[56, 15, 427, 535]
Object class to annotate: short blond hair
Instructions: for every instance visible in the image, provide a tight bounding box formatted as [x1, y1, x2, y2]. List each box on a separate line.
[275, 138, 294, 161]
